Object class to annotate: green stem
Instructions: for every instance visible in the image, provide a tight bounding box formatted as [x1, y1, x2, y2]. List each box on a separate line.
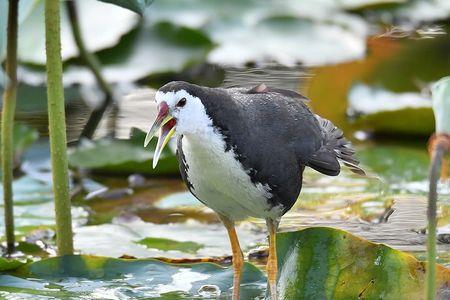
[45, 0, 74, 255]
[1, 0, 19, 254]
[426, 144, 446, 300]
[66, 1, 114, 140]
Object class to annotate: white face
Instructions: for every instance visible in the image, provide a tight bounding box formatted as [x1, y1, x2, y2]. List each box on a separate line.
[155, 89, 213, 136]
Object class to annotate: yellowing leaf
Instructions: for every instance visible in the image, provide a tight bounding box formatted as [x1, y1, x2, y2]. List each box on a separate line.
[276, 227, 450, 299]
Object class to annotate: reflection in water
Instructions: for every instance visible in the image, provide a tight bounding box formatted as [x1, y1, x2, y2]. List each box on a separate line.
[223, 64, 309, 92]
[7, 33, 450, 273]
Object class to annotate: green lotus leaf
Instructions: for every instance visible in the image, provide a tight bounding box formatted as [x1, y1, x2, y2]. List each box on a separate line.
[1, 255, 266, 299]
[0, 258, 25, 272]
[276, 227, 450, 299]
[68, 128, 179, 175]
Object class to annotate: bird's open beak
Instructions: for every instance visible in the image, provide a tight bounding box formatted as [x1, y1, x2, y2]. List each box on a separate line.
[144, 102, 176, 169]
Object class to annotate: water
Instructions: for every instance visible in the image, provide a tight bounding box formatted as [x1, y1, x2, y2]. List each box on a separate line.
[10, 38, 450, 258]
[2, 18, 450, 298]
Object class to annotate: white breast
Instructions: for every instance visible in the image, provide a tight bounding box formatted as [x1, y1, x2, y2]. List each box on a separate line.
[180, 128, 283, 221]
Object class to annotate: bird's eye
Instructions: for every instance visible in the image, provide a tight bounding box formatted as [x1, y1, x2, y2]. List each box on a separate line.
[176, 98, 187, 107]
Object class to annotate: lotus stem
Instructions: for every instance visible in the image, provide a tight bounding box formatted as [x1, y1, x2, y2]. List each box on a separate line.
[45, 0, 74, 255]
[66, 1, 114, 140]
[1, 0, 19, 254]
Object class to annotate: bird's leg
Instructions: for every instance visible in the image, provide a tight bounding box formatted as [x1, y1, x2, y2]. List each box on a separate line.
[219, 215, 244, 300]
[266, 218, 280, 300]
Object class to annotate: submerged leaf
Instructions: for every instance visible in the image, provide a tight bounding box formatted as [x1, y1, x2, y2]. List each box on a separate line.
[136, 237, 204, 254]
[276, 227, 450, 299]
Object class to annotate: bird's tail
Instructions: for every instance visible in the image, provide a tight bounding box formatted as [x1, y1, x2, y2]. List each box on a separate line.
[307, 115, 366, 176]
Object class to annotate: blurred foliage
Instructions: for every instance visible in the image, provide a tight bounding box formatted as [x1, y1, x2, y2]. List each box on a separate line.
[354, 108, 434, 137]
[309, 33, 450, 137]
[68, 128, 179, 175]
[432, 76, 450, 134]
[0, 123, 38, 169]
[99, 0, 154, 15]
[0, 258, 25, 272]
[357, 145, 429, 184]
[16, 0, 138, 64]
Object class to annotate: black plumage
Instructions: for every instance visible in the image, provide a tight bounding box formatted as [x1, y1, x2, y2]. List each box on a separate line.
[161, 81, 365, 216]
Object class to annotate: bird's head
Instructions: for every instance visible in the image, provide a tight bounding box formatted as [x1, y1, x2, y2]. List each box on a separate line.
[144, 81, 209, 168]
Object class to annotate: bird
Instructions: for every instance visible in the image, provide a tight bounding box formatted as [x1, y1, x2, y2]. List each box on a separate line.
[144, 81, 365, 300]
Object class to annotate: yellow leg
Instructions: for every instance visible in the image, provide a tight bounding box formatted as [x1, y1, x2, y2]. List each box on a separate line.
[220, 215, 244, 300]
[266, 219, 279, 300]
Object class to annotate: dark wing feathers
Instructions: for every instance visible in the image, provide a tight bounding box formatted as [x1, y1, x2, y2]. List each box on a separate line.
[247, 83, 308, 101]
[309, 115, 366, 176]
[170, 81, 364, 212]
[245, 83, 366, 177]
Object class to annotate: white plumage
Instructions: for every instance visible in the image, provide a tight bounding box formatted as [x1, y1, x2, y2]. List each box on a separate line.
[156, 88, 283, 221]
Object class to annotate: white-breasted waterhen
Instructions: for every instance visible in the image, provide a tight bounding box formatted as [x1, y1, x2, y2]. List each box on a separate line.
[144, 81, 365, 300]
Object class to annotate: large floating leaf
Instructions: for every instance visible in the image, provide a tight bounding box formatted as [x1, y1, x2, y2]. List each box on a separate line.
[99, 0, 153, 15]
[3, 228, 450, 298]
[68, 128, 179, 175]
[276, 227, 450, 299]
[0, 255, 266, 299]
